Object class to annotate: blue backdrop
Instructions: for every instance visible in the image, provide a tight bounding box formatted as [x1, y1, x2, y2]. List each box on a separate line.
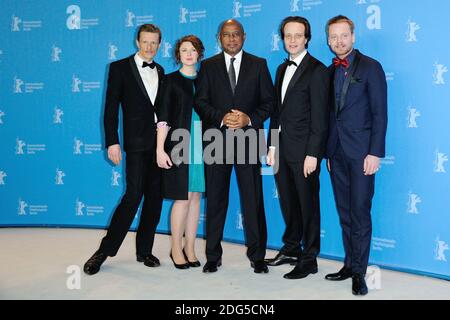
[1, 0, 449, 280]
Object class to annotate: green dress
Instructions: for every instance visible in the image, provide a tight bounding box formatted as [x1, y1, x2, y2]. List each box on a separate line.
[179, 70, 205, 193]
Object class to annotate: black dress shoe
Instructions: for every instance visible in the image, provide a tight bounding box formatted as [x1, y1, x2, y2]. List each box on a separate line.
[352, 273, 368, 296]
[137, 254, 161, 267]
[283, 263, 318, 279]
[202, 259, 222, 273]
[325, 266, 352, 281]
[83, 250, 107, 275]
[264, 252, 298, 266]
[251, 260, 269, 274]
[170, 252, 189, 269]
[182, 249, 201, 268]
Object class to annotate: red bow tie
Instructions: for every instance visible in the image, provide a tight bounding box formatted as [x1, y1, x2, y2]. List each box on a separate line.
[333, 57, 349, 68]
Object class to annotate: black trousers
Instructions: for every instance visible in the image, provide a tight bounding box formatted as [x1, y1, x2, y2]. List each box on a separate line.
[205, 162, 267, 262]
[275, 152, 321, 264]
[99, 150, 162, 257]
[329, 142, 374, 274]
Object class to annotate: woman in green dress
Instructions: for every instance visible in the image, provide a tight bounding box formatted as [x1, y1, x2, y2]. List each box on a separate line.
[156, 35, 205, 269]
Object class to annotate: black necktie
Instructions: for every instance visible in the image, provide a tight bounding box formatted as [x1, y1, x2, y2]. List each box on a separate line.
[142, 61, 156, 69]
[228, 57, 237, 94]
[285, 59, 297, 67]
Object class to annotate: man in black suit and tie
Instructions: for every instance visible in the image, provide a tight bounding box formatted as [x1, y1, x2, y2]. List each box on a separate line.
[265, 16, 329, 279]
[195, 19, 275, 274]
[324, 16, 387, 295]
[84, 24, 165, 275]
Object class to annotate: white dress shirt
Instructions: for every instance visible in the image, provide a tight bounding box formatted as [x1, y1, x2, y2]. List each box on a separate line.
[134, 53, 158, 122]
[281, 49, 307, 104]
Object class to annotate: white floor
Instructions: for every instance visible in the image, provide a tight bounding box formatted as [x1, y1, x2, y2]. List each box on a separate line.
[0, 228, 449, 300]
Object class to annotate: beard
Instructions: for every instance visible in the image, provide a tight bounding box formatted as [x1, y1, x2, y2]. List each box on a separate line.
[334, 45, 353, 58]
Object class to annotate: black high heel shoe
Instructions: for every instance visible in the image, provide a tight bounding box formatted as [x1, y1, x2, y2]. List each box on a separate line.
[182, 249, 201, 268]
[170, 251, 190, 269]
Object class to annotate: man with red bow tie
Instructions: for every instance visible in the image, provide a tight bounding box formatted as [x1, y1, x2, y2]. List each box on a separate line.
[324, 15, 388, 296]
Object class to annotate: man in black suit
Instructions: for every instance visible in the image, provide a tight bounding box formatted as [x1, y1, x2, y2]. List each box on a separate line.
[265, 16, 329, 279]
[84, 24, 165, 275]
[195, 19, 275, 274]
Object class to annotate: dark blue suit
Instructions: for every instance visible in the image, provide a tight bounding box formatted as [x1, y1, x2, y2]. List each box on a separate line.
[326, 49, 387, 274]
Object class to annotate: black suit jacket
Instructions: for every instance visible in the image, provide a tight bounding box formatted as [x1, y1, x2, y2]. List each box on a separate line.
[269, 53, 329, 162]
[104, 55, 164, 152]
[158, 70, 199, 200]
[194, 51, 274, 131]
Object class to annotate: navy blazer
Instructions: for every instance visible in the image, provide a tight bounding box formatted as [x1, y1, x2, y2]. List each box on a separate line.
[326, 50, 387, 159]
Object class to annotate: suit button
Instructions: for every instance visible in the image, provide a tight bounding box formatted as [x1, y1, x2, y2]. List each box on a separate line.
[336, 118, 341, 121]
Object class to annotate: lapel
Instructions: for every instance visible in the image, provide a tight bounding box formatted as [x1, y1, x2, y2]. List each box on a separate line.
[128, 55, 153, 106]
[337, 50, 361, 115]
[218, 53, 235, 98]
[329, 65, 339, 116]
[282, 53, 311, 110]
[234, 51, 251, 97]
[154, 63, 164, 109]
[276, 61, 288, 108]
